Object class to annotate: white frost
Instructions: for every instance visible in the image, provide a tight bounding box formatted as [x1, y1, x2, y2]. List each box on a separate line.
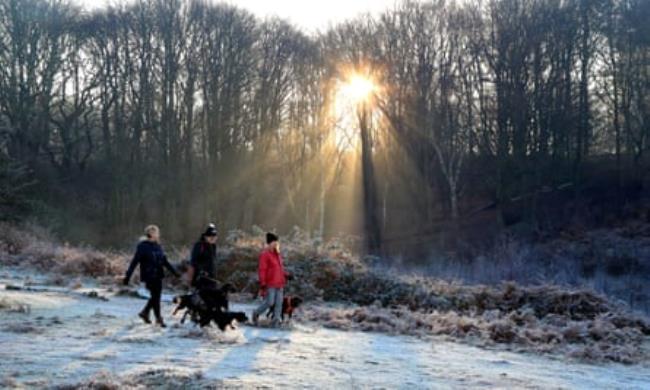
[1, 274, 649, 389]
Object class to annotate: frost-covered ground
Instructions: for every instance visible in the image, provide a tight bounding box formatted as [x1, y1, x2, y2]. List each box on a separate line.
[1, 271, 649, 389]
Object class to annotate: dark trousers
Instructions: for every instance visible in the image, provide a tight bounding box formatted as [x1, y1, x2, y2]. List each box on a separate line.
[142, 279, 163, 320]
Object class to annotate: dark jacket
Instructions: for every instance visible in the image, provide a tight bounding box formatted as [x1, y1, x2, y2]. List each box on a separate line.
[190, 238, 217, 287]
[125, 240, 179, 284]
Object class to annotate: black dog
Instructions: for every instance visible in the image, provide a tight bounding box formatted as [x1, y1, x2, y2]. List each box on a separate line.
[213, 311, 248, 331]
[199, 283, 236, 311]
[266, 296, 303, 321]
[171, 293, 195, 324]
[173, 283, 235, 313]
[172, 283, 244, 330]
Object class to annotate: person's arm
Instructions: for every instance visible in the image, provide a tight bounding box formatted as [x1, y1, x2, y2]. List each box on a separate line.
[163, 254, 180, 278]
[258, 252, 268, 292]
[186, 265, 195, 285]
[187, 242, 201, 284]
[279, 254, 292, 280]
[124, 245, 142, 285]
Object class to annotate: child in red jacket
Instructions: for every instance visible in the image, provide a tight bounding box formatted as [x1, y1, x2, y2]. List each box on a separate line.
[252, 232, 287, 327]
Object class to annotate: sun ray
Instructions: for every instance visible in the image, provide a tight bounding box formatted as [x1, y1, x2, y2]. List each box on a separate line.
[332, 71, 379, 151]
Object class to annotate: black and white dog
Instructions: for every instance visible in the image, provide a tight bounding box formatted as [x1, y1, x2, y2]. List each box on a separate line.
[172, 283, 247, 330]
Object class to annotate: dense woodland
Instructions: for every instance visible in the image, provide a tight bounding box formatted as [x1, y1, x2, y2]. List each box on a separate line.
[0, 0, 648, 257]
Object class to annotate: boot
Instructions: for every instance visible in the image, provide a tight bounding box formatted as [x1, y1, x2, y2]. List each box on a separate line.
[156, 318, 167, 328]
[252, 311, 259, 326]
[138, 310, 151, 324]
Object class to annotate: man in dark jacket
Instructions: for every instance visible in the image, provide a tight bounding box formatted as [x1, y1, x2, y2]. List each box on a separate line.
[123, 225, 179, 327]
[187, 223, 218, 290]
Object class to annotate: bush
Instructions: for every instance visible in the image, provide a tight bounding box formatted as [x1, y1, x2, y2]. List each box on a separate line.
[0, 223, 127, 281]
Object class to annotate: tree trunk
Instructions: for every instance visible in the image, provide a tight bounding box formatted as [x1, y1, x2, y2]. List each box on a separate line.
[359, 102, 381, 255]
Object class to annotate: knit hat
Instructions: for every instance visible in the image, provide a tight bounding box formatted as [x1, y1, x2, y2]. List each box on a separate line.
[266, 232, 279, 244]
[203, 223, 218, 237]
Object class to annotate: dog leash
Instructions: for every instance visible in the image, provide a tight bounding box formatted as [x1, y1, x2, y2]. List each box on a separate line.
[197, 274, 219, 284]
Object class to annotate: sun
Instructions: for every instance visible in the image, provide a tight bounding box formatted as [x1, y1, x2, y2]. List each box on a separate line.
[340, 74, 377, 104]
[331, 73, 378, 151]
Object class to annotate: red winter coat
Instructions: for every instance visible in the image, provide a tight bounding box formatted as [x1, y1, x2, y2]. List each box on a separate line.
[258, 248, 286, 288]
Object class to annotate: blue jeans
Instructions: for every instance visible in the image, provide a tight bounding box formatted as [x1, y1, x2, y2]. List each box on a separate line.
[254, 287, 284, 323]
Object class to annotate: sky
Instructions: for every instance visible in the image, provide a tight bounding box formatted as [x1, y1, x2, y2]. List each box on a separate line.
[77, 0, 399, 32]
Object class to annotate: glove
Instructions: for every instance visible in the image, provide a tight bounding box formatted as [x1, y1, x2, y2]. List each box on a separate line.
[122, 277, 129, 286]
[286, 273, 294, 281]
[259, 285, 267, 298]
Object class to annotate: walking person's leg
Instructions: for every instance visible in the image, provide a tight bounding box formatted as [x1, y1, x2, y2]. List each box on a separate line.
[147, 280, 164, 326]
[271, 288, 284, 326]
[139, 282, 153, 324]
[253, 288, 277, 324]
[140, 281, 165, 326]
